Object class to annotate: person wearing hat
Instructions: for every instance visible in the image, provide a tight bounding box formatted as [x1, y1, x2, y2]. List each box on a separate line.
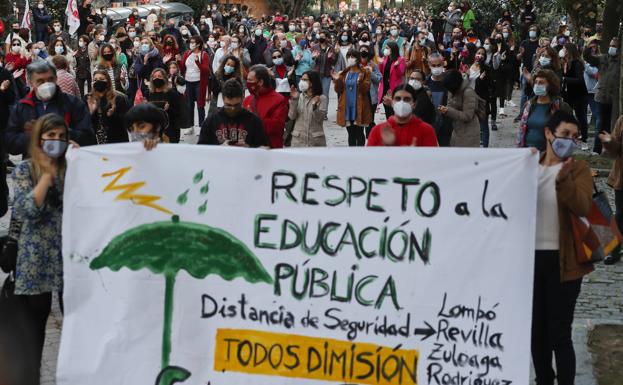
[124, 103, 169, 151]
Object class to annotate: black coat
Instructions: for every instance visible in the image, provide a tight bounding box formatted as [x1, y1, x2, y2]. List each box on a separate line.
[6, 87, 95, 156]
[32, 8, 51, 33]
[91, 93, 130, 144]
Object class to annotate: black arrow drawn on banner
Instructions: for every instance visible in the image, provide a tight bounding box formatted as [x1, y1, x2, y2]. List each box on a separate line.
[414, 321, 436, 341]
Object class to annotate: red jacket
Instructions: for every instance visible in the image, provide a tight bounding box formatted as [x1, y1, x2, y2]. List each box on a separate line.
[179, 50, 211, 107]
[367, 116, 438, 147]
[243, 88, 288, 148]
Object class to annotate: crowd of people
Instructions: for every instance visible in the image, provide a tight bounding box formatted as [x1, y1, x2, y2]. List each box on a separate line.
[0, 1, 621, 384]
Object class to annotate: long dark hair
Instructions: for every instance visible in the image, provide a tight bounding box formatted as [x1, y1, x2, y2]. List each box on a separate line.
[386, 41, 399, 61]
[303, 70, 323, 96]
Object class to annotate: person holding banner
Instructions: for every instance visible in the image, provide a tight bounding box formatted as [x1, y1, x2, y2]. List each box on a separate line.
[12, 113, 73, 384]
[367, 83, 438, 147]
[124, 103, 169, 151]
[532, 110, 594, 385]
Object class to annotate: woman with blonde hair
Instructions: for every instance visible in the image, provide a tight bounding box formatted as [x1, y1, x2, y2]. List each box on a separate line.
[12, 113, 74, 382]
[147, 68, 182, 143]
[86, 70, 130, 144]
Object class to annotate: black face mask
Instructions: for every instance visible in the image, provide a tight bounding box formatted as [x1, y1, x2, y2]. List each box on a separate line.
[166, 40, 174, 46]
[360, 51, 369, 59]
[224, 105, 242, 117]
[361, 36, 369, 42]
[102, 53, 114, 61]
[152, 78, 166, 88]
[93, 80, 108, 92]
[318, 37, 326, 43]
[13, 29, 20, 33]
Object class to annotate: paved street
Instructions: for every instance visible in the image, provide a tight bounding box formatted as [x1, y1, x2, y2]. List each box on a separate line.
[1, 85, 621, 385]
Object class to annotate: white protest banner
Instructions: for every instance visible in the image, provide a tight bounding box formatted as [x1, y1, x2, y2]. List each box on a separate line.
[59, 144, 538, 385]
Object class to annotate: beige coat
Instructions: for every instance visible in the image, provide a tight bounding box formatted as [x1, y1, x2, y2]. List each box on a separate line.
[289, 93, 328, 147]
[446, 79, 481, 148]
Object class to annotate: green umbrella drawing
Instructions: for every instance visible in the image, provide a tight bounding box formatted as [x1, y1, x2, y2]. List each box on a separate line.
[89, 215, 273, 384]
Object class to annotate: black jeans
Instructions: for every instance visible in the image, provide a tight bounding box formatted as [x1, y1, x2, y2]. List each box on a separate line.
[18, 293, 53, 385]
[77, 74, 91, 99]
[185, 80, 205, 126]
[593, 102, 613, 154]
[346, 125, 366, 146]
[568, 96, 588, 143]
[532, 250, 582, 385]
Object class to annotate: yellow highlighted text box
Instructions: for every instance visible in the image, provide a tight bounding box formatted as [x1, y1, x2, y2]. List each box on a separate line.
[214, 328, 419, 385]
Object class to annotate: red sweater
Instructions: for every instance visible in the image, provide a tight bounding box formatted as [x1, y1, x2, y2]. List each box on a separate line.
[367, 116, 439, 147]
[243, 88, 288, 148]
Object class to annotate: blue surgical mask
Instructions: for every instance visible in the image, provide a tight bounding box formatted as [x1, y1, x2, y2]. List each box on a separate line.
[42, 139, 68, 159]
[608, 47, 618, 57]
[224, 65, 235, 74]
[54, 46, 64, 55]
[129, 132, 155, 142]
[550, 137, 577, 160]
[529, 30, 537, 39]
[539, 56, 551, 66]
[141, 44, 150, 53]
[533, 84, 547, 96]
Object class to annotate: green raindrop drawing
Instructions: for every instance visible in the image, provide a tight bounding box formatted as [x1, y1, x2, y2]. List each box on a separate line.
[193, 170, 204, 184]
[200, 182, 210, 195]
[198, 200, 208, 215]
[176, 189, 189, 205]
[90, 213, 272, 384]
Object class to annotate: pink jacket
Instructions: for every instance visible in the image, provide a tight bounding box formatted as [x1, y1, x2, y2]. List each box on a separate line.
[378, 56, 406, 103]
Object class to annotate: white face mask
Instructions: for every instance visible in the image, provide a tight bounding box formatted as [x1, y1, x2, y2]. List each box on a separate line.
[38, 4, 44, 8]
[383, 48, 391, 57]
[255, 29, 262, 36]
[558, 49, 566, 58]
[219, 41, 226, 48]
[564, 30, 570, 37]
[208, 37, 215, 43]
[230, 42, 239, 49]
[189, 43, 197, 50]
[273, 57, 284, 65]
[98, 35, 105, 42]
[78, 41, 85, 48]
[608, 47, 618, 56]
[36, 82, 56, 102]
[431, 67, 444, 76]
[390, 29, 398, 37]
[289, 25, 295, 32]
[280, 40, 287, 48]
[181, 29, 189, 35]
[54, 26, 61, 32]
[298, 79, 309, 92]
[11, 45, 20, 53]
[408, 79, 422, 90]
[55, 46, 65, 54]
[483, 44, 491, 51]
[393, 100, 412, 118]
[346, 58, 357, 67]
[133, 41, 140, 48]
[128, 31, 136, 38]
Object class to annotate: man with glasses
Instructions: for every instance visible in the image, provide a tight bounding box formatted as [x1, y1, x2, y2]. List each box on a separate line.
[198, 78, 269, 148]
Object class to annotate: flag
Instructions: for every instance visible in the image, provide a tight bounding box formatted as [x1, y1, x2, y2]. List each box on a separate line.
[21, 0, 31, 30]
[65, 0, 80, 36]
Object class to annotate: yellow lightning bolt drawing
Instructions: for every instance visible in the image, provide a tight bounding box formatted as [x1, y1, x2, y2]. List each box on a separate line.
[102, 167, 173, 215]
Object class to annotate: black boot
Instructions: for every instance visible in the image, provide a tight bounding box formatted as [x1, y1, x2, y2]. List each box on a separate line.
[604, 252, 621, 265]
[491, 121, 498, 131]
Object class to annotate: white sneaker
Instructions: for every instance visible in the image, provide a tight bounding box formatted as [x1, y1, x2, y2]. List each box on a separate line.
[506, 100, 516, 107]
[498, 108, 506, 117]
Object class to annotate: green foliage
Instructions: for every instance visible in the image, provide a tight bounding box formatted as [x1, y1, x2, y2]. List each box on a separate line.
[267, 0, 315, 17]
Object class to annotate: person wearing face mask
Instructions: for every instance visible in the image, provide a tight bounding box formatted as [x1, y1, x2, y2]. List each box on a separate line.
[437, 69, 480, 147]
[94, 42, 128, 93]
[333, 49, 372, 146]
[47, 39, 76, 71]
[179, 36, 211, 129]
[124, 103, 169, 151]
[311, 31, 339, 117]
[381, 24, 406, 57]
[147, 68, 182, 143]
[406, 32, 431, 77]
[243, 64, 288, 148]
[519, 0, 536, 40]
[32, 2, 51, 43]
[378, 41, 406, 119]
[515, 25, 540, 122]
[51, 55, 80, 97]
[584, 37, 620, 154]
[359, 47, 381, 137]
[229, 35, 252, 71]
[407, 70, 436, 125]
[74, 36, 92, 98]
[161, 34, 180, 67]
[211, 55, 242, 115]
[0, 51, 17, 147]
[212, 35, 231, 74]
[145, 9, 158, 33]
[288, 71, 327, 147]
[12, 113, 79, 384]
[7, 62, 95, 157]
[86, 70, 130, 144]
[199, 78, 269, 147]
[442, 2, 462, 46]
[517, 69, 572, 150]
[368, 84, 438, 147]
[471, 48, 495, 146]
[269, 49, 295, 99]
[160, 18, 183, 48]
[249, 26, 268, 65]
[5, 39, 31, 85]
[48, 20, 70, 47]
[425, 53, 453, 146]
[532, 110, 593, 385]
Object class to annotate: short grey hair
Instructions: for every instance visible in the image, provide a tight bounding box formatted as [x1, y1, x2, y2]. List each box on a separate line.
[428, 52, 443, 62]
[26, 60, 56, 81]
